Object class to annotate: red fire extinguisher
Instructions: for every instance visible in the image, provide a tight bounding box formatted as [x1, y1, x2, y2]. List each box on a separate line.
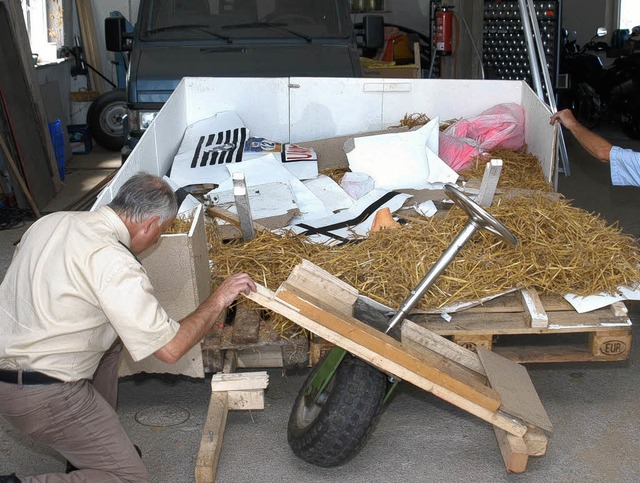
[435, 6, 454, 56]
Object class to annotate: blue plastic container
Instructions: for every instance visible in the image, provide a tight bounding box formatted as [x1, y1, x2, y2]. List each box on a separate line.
[67, 124, 92, 155]
[48, 119, 65, 180]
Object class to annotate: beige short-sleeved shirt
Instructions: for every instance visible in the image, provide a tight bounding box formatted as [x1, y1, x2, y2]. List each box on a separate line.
[0, 206, 180, 381]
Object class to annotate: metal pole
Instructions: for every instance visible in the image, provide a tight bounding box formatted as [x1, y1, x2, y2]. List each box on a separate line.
[524, 0, 571, 176]
[386, 221, 479, 333]
[517, 0, 543, 98]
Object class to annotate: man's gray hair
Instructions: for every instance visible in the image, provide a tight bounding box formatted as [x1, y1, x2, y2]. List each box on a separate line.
[108, 173, 178, 224]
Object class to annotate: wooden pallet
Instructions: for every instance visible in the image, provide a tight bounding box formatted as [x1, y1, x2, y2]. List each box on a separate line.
[310, 290, 632, 365]
[201, 305, 309, 372]
[410, 290, 632, 363]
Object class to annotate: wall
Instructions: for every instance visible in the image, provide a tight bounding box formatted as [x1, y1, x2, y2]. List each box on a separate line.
[562, 0, 615, 46]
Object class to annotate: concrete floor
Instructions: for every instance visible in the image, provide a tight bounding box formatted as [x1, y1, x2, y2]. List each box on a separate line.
[1, 124, 640, 482]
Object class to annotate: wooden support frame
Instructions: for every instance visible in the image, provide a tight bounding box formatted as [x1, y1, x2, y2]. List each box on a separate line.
[195, 351, 269, 483]
[246, 260, 552, 473]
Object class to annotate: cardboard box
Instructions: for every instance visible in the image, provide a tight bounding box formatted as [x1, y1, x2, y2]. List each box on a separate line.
[361, 41, 422, 79]
[117, 203, 212, 378]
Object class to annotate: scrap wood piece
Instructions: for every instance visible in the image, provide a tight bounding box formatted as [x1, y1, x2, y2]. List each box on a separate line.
[207, 206, 270, 233]
[476, 158, 503, 207]
[401, 319, 486, 376]
[476, 347, 553, 432]
[247, 278, 529, 437]
[494, 426, 529, 473]
[195, 351, 236, 483]
[518, 288, 549, 328]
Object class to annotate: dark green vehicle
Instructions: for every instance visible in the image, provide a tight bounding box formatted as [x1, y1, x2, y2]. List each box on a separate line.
[102, 0, 383, 156]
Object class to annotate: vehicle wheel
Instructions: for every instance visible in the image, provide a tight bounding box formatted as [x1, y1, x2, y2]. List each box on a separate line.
[574, 82, 601, 129]
[87, 89, 126, 151]
[288, 352, 387, 467]
[621, 98, 640, 140]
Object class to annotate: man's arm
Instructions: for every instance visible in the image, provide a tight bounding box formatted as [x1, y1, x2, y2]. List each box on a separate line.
[550, 109, 613, 163]
[154, 273, 256, 364]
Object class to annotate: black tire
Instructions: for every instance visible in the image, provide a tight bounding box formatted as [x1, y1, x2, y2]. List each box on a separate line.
[87, 89, 127, 151]
[287, 353, 387, 467]
[621, 97, 640, 140]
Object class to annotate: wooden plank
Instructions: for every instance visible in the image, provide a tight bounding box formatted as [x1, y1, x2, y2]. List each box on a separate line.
[524, 426, 548, 456]
[588, 330, 632, 360]
[210, 372, 269, 392]
[227, 390, 264, 410]
[0, 3, 61, 209]
[477, 347, 553, 432]
[74, 0, 105, 94]
[207, 206, 270, 233]
[195, 392, 228, 483]
[247, 283, 528, 437]
[518, 288, 549, 328]
[236, 347, 284, 368]
[279, 282, 500, 411]
[494, 427, 529, 473]
[401, 320, 486, 375]
[287, 259, 358, 316]
[476, 158, 503, 207]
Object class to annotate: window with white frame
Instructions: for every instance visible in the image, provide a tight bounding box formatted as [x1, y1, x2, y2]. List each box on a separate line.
[21, 0, 64, 62]
[619, 0, 640, 31]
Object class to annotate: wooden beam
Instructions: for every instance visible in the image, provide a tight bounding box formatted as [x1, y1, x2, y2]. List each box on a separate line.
[518, 288, 549, 328]
[476, 158, 502, 207]
[494, 426, 529, 473]
[195, 392, 228, 483]
[74, 0, 105, 94]
[401, 320, 486, 375]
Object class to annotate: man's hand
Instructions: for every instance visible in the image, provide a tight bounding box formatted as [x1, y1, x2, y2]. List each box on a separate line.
[154, 272, 256, 364]
[550, 109, 579, 131]
[210, 272, 257, 309]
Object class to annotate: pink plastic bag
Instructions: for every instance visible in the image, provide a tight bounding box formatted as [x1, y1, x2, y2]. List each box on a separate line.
[438, 103, 526, 172]
[438, 132, 481, 172]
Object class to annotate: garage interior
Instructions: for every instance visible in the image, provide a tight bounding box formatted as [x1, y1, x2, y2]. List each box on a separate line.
[2, 0, 640, 482]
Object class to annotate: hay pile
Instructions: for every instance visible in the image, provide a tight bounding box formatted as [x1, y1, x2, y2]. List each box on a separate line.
[460, 148, 553, 193]
[210, 192, 640, 312]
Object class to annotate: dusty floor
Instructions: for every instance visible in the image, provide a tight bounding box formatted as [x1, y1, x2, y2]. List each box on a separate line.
[1, 119, 640, 482]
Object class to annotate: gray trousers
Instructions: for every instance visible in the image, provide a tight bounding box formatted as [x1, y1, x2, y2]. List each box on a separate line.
[0, 342, 150, 482]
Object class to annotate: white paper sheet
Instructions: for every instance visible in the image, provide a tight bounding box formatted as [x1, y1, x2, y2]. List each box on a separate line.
[286, 189, 411, 245]
[209, 154, 329, 222]
[212, 182, 298, 220]
[303, 175, 354, 215]
[345, 118, 458, 190]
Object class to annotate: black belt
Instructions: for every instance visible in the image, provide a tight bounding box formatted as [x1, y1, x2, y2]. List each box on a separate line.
[0, 369, 64, 385]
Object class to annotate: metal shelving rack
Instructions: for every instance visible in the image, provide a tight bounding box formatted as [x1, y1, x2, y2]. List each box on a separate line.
[482, 0, 562, 90]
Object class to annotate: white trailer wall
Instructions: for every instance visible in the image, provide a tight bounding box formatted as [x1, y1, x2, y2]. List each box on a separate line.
[93, 77, 556, 208]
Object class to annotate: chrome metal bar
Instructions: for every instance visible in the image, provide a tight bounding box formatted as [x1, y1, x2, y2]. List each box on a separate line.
[385, 221, 479, 333]
[517, 0, 543, 97]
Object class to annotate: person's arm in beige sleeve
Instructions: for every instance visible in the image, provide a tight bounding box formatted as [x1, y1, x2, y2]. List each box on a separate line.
[550, 109, 613, 163]
[154, 272, 256, 364]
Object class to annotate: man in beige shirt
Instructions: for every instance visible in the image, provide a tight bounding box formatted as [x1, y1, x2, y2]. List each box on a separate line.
[0, 173, 256, 482]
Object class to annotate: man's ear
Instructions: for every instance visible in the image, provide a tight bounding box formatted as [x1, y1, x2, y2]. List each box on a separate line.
[143, 215, 161, 233]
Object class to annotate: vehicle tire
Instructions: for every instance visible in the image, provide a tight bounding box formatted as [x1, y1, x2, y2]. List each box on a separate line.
[287, 353, 388, 467]
[621, 97, 640, 140]
[87, 89, 126, 151]
[574, 82, 601, 129]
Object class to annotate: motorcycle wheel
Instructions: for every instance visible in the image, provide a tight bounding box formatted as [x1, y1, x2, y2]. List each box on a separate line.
[288, 352, 387, 467]
[574, 82, 601, 129]
[87, 89, 127, 151]
[621, 98, 640, 140]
